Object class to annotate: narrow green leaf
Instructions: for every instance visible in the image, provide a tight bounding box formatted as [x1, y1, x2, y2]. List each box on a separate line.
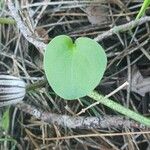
[2, 108, 10, 131]
[136, 0, 150, 19]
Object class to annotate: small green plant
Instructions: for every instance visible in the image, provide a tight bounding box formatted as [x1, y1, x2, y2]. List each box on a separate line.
[136, 0, 150, 19]
[44, 35, 107, 99]
[44, 35, 150, 127]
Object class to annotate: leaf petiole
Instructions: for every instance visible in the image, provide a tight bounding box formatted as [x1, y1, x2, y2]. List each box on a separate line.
[88, 91, 150, 127]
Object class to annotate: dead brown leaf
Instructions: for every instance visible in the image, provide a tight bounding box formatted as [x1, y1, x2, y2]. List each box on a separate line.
[35, 28, 49, 43]
[121, 66, 150, 96]
[85, 5, 109, 25]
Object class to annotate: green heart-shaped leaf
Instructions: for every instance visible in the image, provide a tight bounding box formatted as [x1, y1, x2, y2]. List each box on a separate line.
[44, 35, 107, 100]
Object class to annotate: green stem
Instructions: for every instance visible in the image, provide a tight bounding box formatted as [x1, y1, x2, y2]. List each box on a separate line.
[0, 17, 16, 24]
[88, 91, 150, 127]
[136, 0, 150, 19]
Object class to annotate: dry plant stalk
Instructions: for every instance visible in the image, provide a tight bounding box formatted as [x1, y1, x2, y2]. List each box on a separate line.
[16, 103, 142, 129]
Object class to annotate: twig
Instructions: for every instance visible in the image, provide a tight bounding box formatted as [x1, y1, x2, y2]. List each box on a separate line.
[94, 16, 150, 41]
[15, 103, 142, 129]
[7, 0, 46, 53]
[20, 1, 98, 8]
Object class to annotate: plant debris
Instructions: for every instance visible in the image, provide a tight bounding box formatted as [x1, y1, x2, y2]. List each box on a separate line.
[85, 4, 109, 25]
